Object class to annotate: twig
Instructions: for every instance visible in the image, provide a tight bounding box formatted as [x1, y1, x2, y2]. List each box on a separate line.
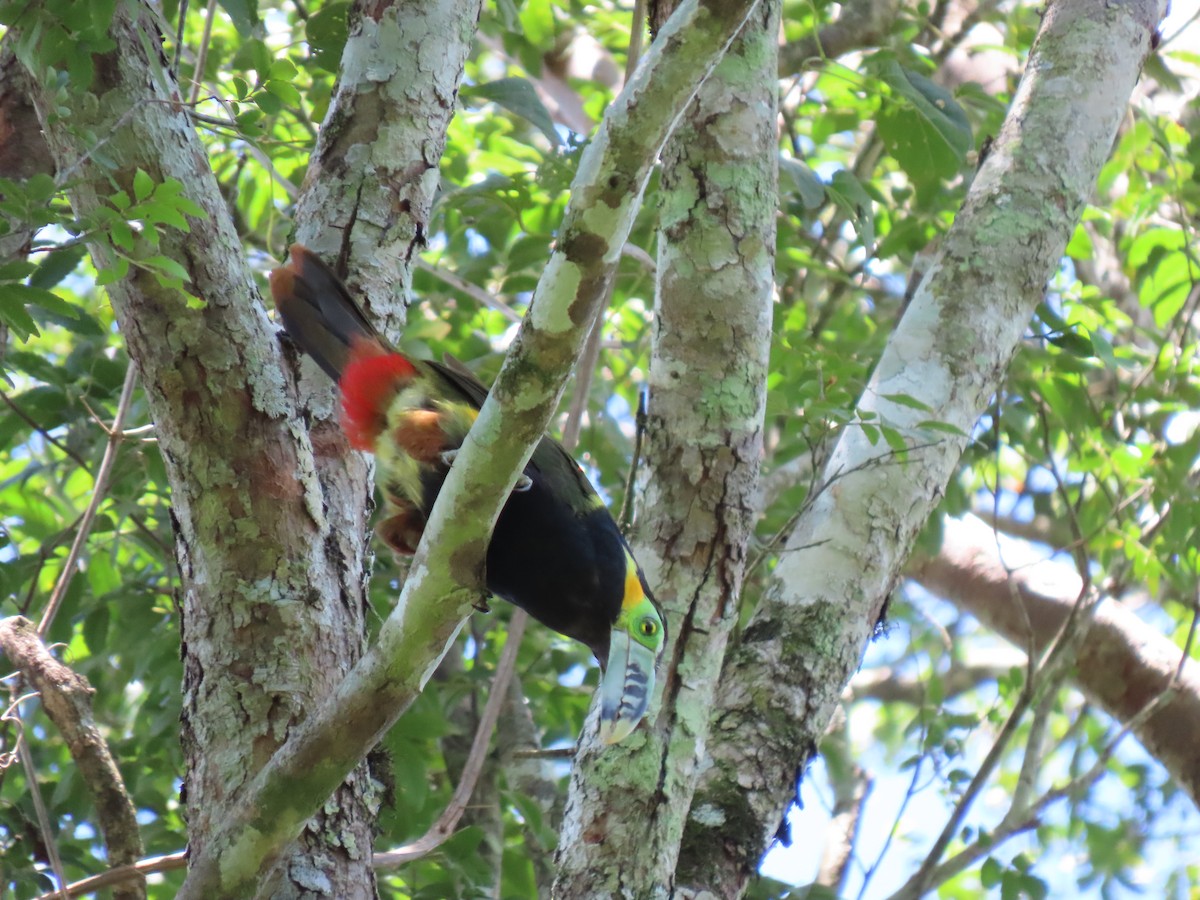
[18, 727, 70, 899]
[187, 0, 219, 107]
[626, 0, 648, 81]
[414, 258, 522, 323]
[560, 0, 649, 457]
[892, 575, 1099, 900]
[857, 701, 930, 900]
[0, 390, 93, 472]
[618, 389, 647, 532]
[900, 681, 1180, 897]
[37, 363, 137, 636]
[560, 312, 606, 451]
[30, 852, 187, 900]
[373, 610, 528, 869]
[511, 746, 576, 761]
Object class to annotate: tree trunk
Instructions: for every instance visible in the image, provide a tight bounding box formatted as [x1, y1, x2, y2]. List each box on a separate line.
[9, 2, 376, 894]
[553, 3, 778, 896]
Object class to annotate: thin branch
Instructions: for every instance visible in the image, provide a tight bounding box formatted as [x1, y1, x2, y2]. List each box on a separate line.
[511, 746, 576, 760]
[30, 853, 187, 900]
[617, 389, 647, 531]
[894, 576, 1099, 900]
[414, 258, 522, 323]
[18, 727, 70, 900]
[0, 390, 93, 472]
[37, 363, 138, 636]
[1, 616, 146, 899]
[187, 0, 218, 106]
[373, 610, 527, 869]
[847, 648, 1026, 705]
[907, 677, 1182, 896]
[560, 312, 606, 450]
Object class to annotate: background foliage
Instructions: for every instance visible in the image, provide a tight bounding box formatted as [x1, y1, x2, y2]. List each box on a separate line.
[1, 0, 1198, 896]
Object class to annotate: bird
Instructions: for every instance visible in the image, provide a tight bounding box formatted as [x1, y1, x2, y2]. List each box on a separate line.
[269, 244, 665, 744]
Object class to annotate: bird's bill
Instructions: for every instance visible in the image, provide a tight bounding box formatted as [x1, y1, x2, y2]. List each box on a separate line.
[597, 630, 657, 744]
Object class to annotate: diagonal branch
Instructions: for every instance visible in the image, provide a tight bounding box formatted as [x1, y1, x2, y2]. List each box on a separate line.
[911, 514, 1200, 807]
[175, 2, 759, 895]
[0, 616, 145, 900]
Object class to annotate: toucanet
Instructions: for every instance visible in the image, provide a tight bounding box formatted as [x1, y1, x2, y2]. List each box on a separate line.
[269, 245, 665, 744]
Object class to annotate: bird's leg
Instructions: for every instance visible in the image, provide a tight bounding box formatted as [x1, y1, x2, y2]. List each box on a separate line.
[439, 448, 532, 492]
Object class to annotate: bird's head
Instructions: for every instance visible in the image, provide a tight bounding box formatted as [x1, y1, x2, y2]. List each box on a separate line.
[597, 551, 666, 745]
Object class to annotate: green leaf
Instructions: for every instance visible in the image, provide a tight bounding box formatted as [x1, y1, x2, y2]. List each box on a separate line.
[462, 78, 562, 147]
[235, 108, 266, 136]
[871, 57, 973, 186]
[518, 0, 554, 48]
[780, 157, 826, 209]
[306, 3, 350, 72]
[95, 255, 130, 285]
[916, 419, 967, 437]
[266, 78, 302, 108]
[882, 392, 932, 412]
[1047, 330, 1094, 358]
[29, 244, 88, 290]
[133, 168, 154, 202]
[0, 291, 39, 339]
[254, 89, 282, 116]
[825, 170, 875, 254]
[0, 281, 77, 319]
[981, 857, 1002, 888]
[143, 255, 191, 282]
[218, 0, 259, 36]
[268, 58, 296, 81]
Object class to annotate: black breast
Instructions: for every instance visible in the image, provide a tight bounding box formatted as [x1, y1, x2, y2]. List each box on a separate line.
[417, 462, 625, 660]
[487, 484, 626, 661]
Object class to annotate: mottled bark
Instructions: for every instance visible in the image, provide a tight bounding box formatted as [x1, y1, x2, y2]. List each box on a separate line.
[175, 2, 760, 895]
[679, 0, 1168, 894]
[8, 1, 378, 895]
[291, 0, 483, 322]
[553, 3, 777, 897]
[912, 515, 1200, 807]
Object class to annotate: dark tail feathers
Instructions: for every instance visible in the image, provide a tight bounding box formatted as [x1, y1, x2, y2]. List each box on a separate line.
[269, 244, 382, 381]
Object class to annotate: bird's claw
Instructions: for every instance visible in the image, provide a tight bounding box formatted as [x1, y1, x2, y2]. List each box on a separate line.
[439, 448, 532, 493]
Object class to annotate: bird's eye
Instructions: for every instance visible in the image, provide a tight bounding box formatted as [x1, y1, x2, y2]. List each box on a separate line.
[640, 618, 658, 637]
